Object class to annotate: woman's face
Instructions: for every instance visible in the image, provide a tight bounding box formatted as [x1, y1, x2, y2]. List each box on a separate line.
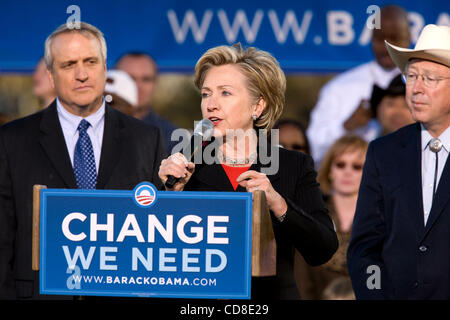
[200, 64, 261, 138]
[330, 149, 365, 196]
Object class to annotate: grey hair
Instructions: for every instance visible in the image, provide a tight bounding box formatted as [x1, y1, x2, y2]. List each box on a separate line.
[44, 22, 107, 71]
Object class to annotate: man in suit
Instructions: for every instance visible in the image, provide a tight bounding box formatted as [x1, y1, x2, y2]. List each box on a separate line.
[0, 22, 165, 299]
[347, 24, 450, 299]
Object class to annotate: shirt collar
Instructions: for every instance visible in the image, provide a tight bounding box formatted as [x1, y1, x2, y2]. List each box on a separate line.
[421, 123, 450, 152]
[56, 97, 105, 136]
[371, 61, 400, 83]
[439, 126, 450, 152]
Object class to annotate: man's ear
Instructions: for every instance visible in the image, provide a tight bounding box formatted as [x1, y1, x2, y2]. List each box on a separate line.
[46, 68, 55, 89]
[103, 61, 107, 81]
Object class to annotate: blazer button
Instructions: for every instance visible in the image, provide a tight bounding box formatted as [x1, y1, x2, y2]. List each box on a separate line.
[419, 245, 428, 252]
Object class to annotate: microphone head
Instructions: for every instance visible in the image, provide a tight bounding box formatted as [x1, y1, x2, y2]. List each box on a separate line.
[193, 119, 214, 141]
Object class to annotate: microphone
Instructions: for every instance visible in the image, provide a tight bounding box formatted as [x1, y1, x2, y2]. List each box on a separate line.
[165, 119, 214, 189]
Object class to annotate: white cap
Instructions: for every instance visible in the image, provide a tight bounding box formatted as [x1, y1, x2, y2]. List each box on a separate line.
[105, 69, 138, 107]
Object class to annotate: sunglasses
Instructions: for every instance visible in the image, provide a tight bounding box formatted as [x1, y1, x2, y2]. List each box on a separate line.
[282, 143, 307, 152]
[333, 161, 363, 171]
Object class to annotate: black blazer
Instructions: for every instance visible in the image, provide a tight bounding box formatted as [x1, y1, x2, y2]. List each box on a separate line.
[184, 142, 338, 299]
[0, 101, 165, 299]
[347, 123, 450, 299]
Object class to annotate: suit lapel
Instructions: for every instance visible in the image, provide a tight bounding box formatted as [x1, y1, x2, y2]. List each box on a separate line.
[39, 101, 77, 188]
[96, 105, 123, 189]
[399, 124, 425, 234]
[235, 159, 260, 192]
[422, 150, 450, 240]
[259, 143, 281, 185]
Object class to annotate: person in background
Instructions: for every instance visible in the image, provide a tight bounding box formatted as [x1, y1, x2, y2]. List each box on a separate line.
[104, 69, 138, 116]
[307, 5, 410, 166]
[348, 24, 450, 299]
[299, 136, 368, 299]
[32, 57, 56, 108]
[158, 43, 338, 300]
[274, 119, 310, 155]
[370, 74, 415, 136]
[116, 52, 178, 153]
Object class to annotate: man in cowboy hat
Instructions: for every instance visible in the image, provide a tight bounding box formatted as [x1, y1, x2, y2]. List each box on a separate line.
[347, 24, 450, 299]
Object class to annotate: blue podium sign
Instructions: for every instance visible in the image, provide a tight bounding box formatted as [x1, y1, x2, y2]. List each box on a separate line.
[39, 182, 252, 299]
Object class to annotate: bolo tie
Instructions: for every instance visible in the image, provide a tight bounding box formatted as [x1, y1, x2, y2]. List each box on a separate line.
[429, 138, 443, 203]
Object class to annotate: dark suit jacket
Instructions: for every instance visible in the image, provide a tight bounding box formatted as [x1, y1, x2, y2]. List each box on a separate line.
[142, 110, 178, 154]
[184, 142, 338, 300]
[0, 101, 165, 299]
[347, 123, 450, 299]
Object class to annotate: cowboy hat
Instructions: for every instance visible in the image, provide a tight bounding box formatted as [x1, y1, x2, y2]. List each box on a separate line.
[385, 24, 450, 72]
[370, 74, 405, 117]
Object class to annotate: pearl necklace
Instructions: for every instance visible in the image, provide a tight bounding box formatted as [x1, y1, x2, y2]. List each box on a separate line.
[217, 150, 257, 165]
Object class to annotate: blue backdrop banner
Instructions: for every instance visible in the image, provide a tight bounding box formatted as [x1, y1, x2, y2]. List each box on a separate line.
[0, 0, 448, 73]
[39, 182, 253, 299]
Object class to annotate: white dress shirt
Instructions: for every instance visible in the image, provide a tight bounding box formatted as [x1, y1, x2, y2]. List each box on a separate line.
[421, 125, 450, 225]
[56, 98, 105, 173]
[307, 60, 399, 166]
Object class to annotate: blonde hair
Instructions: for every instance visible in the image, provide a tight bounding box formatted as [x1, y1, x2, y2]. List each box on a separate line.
[44, 22, 107, 71]
[194, 43, 286, 131]
[318, 135, 368, 194]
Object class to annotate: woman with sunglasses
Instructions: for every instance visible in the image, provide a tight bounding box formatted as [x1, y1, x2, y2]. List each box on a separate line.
[299, 135, 368, 299]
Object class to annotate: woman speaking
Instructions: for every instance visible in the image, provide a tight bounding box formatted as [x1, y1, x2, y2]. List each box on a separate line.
[159, 44, 338, 299]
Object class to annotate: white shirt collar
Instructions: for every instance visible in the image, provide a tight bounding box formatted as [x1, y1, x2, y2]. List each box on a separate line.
[371, 61, 400, 85]
[421, 124, 450, 152]
[56, 97, 105, 136]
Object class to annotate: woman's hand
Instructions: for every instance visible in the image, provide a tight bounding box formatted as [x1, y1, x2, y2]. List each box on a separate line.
[158, 153, 195, 191]
[237, 170, 288, 218]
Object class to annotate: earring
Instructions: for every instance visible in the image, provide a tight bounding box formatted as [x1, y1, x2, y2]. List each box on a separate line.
[252, 114, 257, 121]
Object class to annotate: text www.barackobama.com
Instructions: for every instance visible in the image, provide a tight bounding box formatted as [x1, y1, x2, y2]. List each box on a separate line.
[71, 274, 217, 287]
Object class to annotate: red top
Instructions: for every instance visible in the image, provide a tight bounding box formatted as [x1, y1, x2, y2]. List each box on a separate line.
[221, 164, 251, 190]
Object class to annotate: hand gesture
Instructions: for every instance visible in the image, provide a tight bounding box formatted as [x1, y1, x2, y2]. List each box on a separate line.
[158, 153, 195, 191]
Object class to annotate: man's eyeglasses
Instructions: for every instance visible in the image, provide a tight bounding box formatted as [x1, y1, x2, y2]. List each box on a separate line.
[401, 72, 450, 88]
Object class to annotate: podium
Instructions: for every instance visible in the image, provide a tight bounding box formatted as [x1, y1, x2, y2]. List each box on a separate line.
[32, 184, 276, 298]
[251, 190, 276, 277]
[32, 185, 46, 271]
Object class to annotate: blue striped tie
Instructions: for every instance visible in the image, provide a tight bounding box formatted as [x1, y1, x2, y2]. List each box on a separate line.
[74, 119, 97, 189]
